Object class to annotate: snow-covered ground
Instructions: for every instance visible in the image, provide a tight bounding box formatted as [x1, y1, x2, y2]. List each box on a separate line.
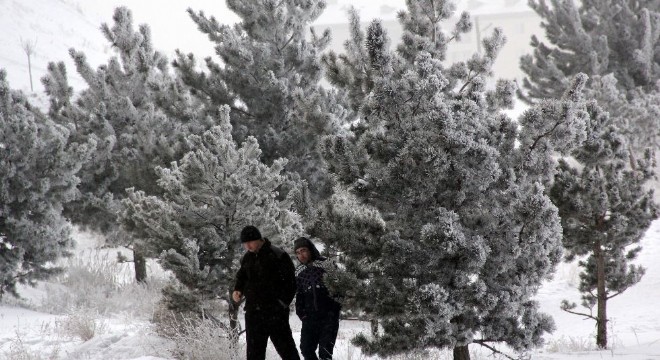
[2, 220, 660, 360]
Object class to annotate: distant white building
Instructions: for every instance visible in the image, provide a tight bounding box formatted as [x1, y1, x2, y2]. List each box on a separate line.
[316, 0, 543, 82]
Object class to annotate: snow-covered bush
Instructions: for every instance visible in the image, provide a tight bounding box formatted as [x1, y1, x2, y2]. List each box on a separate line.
[545, 335, 596, 353]
[56, 310, 107, 342]
[156, 316, 241, 360]
[3, 330, 60, 360]
[34, 249, 166, 318]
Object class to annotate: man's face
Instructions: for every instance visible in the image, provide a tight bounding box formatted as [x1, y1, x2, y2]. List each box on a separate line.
[296, 247, 311, 264]
[243, 239, 264, 253]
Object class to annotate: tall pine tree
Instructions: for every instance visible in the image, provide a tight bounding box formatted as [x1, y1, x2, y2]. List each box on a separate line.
[43, 7, 212, 281]
[550, 75, 657, 349]
[0, 69, 90, 298]
[176, 0, 348, 203]
[120, 106, 302, 335]
[314, 1, 591, 359]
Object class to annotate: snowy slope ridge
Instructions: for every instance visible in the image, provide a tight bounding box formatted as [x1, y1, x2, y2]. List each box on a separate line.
[0, 0, 110, 92]
[0, 0, 228, 94]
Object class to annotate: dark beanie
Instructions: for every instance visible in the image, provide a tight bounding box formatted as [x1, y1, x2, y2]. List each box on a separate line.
[240, 225, 262, 243]
[293, 237, 309, 251]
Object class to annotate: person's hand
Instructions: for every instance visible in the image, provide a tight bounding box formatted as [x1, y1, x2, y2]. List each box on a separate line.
[232, 290, 243, 303]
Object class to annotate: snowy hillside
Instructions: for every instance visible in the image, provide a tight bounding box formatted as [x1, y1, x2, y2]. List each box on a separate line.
[0, 0, 118, 93]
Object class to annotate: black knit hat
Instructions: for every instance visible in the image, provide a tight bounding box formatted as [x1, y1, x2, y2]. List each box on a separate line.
[240, 225, 262, 243]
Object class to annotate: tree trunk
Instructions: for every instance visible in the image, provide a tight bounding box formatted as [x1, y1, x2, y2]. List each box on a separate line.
[370, 318, 379, 337]
[453, 345, 470, 360]
[595, 240, 608, 349]
[27, 54, 33, 92]
[134, 249, 147, 283]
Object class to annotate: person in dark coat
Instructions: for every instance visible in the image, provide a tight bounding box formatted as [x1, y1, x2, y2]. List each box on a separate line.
[294, 237, 342, 360]
[233, 225, 300, 360]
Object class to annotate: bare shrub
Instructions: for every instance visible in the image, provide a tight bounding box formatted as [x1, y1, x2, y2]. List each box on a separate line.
[113, 279, 168, 317]
[556, 259, 581, 287]
[39, 250, 125, 314]
[4, 333, 41, 360]
[20, 37, 37, 92]
[38, 250, 166, 318]
[56, 310, 107, 341]
[154, 309, 242, 360]
[3, 330, 60, 360]
[545, 335, 597, 353]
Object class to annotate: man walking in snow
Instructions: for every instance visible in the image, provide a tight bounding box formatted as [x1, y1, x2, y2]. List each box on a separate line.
[232, 225, 300, 360]
[294, 237, 342, 360]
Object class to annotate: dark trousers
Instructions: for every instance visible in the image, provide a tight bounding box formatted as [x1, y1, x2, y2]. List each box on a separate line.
[245, 309, 300, 360]
[300, 312, 340, 360]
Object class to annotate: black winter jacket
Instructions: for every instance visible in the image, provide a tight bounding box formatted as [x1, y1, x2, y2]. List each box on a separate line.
[295, 261, 341, 319]
[233, 239, 296, 312]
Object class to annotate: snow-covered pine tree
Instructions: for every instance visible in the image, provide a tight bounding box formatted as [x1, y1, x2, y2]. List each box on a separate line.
[521, 3, 660, 348]
[550, 75, 658, 349]
[43, 7, 212, 281]
[314, 1, 590, 359]
[119, 106, 302, 334]
[520, 0, 660, 152]
[0, 69, 90, 298]
[176, 0, 348, 203]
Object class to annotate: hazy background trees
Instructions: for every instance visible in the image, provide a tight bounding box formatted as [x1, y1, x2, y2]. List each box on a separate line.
[520, 0, 660, 156]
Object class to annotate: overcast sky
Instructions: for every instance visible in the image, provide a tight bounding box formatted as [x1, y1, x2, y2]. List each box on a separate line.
[81, 0, 532, 60]
[79, 0, 411, 60]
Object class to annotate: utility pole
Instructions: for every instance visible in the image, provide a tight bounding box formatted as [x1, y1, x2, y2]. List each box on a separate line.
[21, 37, 37, 92]
[474, 16, 492, 55]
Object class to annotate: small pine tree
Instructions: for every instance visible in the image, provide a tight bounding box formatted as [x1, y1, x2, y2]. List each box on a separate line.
[520, 3, 660, 344]
[120, 106, 303, 334]
[551, 75, 658, 349]
[0, 69, 90, 298]
[176, 0, 348, 203]
[42, 7, 212, 282]
[314, 1, 591, 359]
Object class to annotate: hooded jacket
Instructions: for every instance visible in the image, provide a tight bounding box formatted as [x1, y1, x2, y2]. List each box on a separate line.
[294, 238, 341, 319]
